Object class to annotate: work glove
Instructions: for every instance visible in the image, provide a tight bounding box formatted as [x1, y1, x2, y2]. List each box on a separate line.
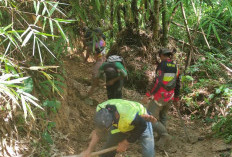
[117, 139, 129, 152]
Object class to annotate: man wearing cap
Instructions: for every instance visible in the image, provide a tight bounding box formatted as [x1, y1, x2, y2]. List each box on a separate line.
[142, 48, 180, 150]
[81, 99, 156, 157]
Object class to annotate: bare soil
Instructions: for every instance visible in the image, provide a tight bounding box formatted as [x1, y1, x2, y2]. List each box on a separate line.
[52, 55, 231, 157]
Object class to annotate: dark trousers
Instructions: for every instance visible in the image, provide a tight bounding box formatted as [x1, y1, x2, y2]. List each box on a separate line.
[106, 80, 123, 99]
[101, 122, 155, 157]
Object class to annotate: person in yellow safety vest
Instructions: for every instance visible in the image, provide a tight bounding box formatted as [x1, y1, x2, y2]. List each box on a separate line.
[81, 99, 157, 157]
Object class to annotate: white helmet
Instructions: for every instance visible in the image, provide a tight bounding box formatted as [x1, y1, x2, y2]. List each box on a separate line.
[107, 55, 123, 62]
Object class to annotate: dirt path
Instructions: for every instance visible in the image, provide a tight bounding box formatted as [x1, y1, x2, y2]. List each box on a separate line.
[53, 56, 231, 157]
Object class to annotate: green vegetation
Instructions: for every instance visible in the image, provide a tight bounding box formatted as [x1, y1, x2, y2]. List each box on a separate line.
[0, 0, 231, 156]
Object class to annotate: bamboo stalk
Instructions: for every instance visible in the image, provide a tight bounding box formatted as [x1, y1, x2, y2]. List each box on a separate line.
[180, 2, 194, 73]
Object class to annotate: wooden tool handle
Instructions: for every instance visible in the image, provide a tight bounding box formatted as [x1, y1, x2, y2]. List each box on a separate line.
[64, 146, 117, 157]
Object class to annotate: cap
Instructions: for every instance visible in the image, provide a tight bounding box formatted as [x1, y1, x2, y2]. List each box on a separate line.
[94, 108, 113, 129]
[159, 48, 173, 55]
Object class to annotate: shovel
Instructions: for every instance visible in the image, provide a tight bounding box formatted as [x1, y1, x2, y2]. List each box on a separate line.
[63, 146, 117, 157]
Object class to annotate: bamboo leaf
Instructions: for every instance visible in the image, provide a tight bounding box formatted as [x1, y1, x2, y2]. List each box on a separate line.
[55, 20, 67, 42]
[21, 27, 30, 38]
[43, 17, 47, 31]
[207, 23, 212, 38]
[213, 20, 229, 32]
[33, 35, 36, 56]
[49, 1, 59, 16]
[95, 0, 101, 12]
[36, 39, 43, 64]
[47, 2, 67, 17]
[11, 29, 22, 42]
[37, 38, 57, 58]
[21, 95, 28, 120]
[4, 42, 11, 56]
[26, 103, 35, 119]
[34, 15, 41, 25]
[49, 19, 54, 39]
[54, 18, 76, 23]
[212, 24, 221, 44]
[226, 0, 232, 16]
[36, 32, 59, 38]
[22, 31, 33, 47]
[3, 23, 13, 31]
[36, 1, 40, 15]
[23, 94, 43, 110]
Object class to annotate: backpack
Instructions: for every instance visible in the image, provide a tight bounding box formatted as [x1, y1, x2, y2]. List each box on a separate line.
[107, 55, 123, 63]
[104, 55, 126, 81]
[103, 62, 118, 80]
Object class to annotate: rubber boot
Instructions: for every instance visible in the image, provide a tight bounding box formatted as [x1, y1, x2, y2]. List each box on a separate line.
[153, 122, 172, 150]
[156, 133, 172, 150]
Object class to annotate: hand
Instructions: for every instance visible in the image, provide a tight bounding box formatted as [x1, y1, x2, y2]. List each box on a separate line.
[141, 114, 157, 123]
[106, 80, 115, 86]
[81, 149, 91, 157]
[117, 139, 129, 152]
[142, 96, 150, 104]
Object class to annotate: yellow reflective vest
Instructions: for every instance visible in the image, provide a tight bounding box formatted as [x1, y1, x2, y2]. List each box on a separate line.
[96, 99, 147, 133]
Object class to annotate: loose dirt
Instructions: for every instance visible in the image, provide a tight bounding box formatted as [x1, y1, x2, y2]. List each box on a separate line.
[52, 55, 231, 157]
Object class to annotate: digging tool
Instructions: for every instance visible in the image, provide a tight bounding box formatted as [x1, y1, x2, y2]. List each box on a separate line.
[63, 146, 117, 157]
[176, 107, 191, 143]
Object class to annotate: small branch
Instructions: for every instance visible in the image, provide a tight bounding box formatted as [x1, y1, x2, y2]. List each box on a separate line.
[180, 2, 194, 73]
[171, 21, 232, 46]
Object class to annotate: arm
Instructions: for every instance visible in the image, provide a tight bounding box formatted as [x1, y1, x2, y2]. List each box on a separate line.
[81, 129, 101, 157]
[174, 71, 181, 107]
[127, 114, 147, 143]
[174, 72, 180, 100]
[145, 62, 163, 97]
[117, 114, 147, 153]
[84, 63, 106, 98]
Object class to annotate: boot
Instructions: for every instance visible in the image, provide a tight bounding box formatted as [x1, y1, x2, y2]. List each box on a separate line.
[156, 133, 172, 150]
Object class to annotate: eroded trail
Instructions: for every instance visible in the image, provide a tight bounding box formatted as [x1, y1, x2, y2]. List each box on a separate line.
[54, 56, 231, 157]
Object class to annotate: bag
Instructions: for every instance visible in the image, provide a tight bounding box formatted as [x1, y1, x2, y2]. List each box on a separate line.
[103, 62, 118, 80]
[107, 55, 123, 63]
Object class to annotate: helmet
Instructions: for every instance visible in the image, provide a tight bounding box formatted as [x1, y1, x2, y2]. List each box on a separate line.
[158, 48, 173, 55]
[107, 55, 123, 62]
[94, 108, 113, 129]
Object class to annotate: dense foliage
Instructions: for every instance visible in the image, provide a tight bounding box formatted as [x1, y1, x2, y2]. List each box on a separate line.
[0, 0, 231, 156]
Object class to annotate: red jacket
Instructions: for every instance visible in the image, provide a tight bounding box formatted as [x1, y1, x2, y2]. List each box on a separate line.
[146, 59, 180, 102]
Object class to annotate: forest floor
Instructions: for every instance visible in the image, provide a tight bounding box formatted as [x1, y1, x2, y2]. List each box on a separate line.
[52, 55, 232, 157]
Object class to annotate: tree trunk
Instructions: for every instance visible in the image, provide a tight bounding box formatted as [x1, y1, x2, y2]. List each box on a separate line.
[117, 5, 122, 31]
[161, 0, 168, 46]
[122, 1, 130, 28]
[144, 0, 148, 22]
[110, 0, 114, 38]
[131, 0, 138, 29]
[180, 2, 194, 73]
[167, 0, 180, 31]
[153, 0, 160, 39]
